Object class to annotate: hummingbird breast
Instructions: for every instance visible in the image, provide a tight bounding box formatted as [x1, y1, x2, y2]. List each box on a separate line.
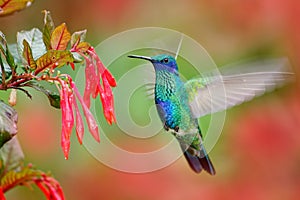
[154, 71, 193, 130]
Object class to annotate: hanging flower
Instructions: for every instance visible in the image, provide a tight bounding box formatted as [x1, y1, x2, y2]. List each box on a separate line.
[73, 46, 117, 125]
[34, 173, 65, 200]
[0, 10, 117, 160]
[1, 164, 65, 200]
[56, 76, 101, 159]
[37, 13, 117, 159]
[0, 10, 118, 199]
[0, 187, 5, 200]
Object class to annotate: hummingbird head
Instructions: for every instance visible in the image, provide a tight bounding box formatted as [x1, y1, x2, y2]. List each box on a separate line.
[128, 54, 178, 73]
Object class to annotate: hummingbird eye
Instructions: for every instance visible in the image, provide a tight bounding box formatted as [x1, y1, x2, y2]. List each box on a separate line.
[162, 58, 169, 63]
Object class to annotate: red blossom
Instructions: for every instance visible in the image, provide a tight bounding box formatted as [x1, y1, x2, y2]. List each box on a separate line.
[49, 30, 117, 158]
[52, 42, 117, 159]
[72, 81, 100, 142]
[57, 75, 105, 159]
[83, 61, 98, 108]
[58, 79, 73, 159]
[34, 174, 65, 200]
[71, 44, 117, 125]
[73, 93, 84, 144]
[0, 164, 65, 200]
[0, 188, 5, 200]
[83, 47, 117, 124]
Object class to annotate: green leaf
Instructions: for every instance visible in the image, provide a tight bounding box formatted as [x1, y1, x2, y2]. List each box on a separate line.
[5, 44, 15, 69]
[71, 29, 87, 48]
[47, 93, 60, 109]
[0, 101, 18, 148]
[0, 31, 6, 52]
[50, 23, 71, 50]
[0, 32, 12, 83]
[36, 50, 74, 71]
[26, 82, 60, 109]
[0, 56, 12, 84]
[71, 52, 83, 63]
[0, 32, 17, 69]
[0, 0, 34, 16]
[0, 32, 16, 71]
[42, 10, 55, 50]
[22, 39, 36, 69]
[7, 43, 22, 65]
[0, 137, 24, 173]
[17, 28, 46, 61]
[73, 41, 91, 53]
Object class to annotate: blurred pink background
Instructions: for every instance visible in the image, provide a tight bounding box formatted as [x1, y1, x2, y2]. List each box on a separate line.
[1, 0, 300, 199]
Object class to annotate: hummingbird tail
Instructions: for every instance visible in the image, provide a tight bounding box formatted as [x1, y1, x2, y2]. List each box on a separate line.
[182, 145, 216, 175]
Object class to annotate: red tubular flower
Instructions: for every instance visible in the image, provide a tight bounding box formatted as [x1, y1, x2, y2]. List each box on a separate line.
[58, 75, 100, 159]
[72, 82, 100, 142]
[73, 94, 84, 144]
[60, 127, 70, 160]
[103, 69, 117, 87]
[83, 61, 98, 108]
[34, 174, 65, 200]
[57, 76, 101, 159]
[57, 42, 116, 158]
[100, 76, 116, 125]
[0, 188, 6, 200]
[84, 47, 117, 124]
[58, 78, 76, 159]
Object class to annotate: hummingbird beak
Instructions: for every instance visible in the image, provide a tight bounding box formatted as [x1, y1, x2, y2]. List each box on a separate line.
[128, 55, 153, 62]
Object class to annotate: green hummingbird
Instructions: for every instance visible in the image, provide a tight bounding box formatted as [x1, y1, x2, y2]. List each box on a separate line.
[128, 54, 292, 175]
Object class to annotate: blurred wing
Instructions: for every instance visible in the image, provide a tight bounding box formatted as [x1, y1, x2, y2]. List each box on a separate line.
[185, 58, 293, 118]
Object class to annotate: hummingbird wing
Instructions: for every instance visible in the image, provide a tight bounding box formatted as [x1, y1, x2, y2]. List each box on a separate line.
[184, 58, 293, 118]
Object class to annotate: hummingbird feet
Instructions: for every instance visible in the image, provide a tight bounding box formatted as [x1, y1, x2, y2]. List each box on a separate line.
[174, 126, 179, 132]
[163, 123, 187, 137]
[167, 125, 181, 137]
[163, 122, 180, 136]
[163, 122, 169, 131]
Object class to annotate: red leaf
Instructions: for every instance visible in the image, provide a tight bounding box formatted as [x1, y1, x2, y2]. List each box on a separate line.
[0, 0, 34, 16]
[22, 39, 37, 69]
[35, 50, 74, 75]
[72, 42, 91, 53]
[50, 23, 71, 50]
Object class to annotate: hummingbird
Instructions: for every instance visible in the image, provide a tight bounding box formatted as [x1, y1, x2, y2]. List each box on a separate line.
[128, 54, 292, 175]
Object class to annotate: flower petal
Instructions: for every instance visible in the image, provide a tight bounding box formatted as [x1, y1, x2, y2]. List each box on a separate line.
[72, 82, 100, 142]
[0, 188, 6, 200]
[59, 80, 74, 159]
[73, 94, 84, 144]
[101, 77, 115, 125]
[61, 126, 70, 160]
[103, 69, 117, 87]
[83, 62, 97, 107]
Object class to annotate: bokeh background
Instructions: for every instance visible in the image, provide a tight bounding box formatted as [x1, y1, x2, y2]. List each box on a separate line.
[1, 0, 300, 199]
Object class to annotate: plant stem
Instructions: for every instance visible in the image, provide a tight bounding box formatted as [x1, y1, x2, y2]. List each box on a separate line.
[0, 55, 7, 89]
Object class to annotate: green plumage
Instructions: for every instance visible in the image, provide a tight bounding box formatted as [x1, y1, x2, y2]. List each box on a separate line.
[129, 54, 292, 175]
[129, 54, 216, 175]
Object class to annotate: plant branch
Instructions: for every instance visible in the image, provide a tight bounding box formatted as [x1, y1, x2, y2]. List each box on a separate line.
[12, 87, 32, 99]
[0, 55, 7, 89]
